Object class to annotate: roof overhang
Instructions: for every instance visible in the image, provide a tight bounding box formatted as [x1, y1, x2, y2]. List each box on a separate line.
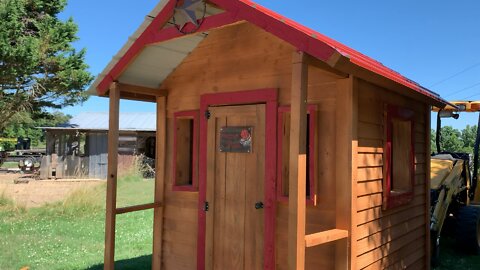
[40, 128, 156, 132]
[89, 0, 450, 108]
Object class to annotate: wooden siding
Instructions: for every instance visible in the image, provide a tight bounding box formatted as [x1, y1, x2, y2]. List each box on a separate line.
[160, 22, 341, 269]
[355, 79, 429, 270]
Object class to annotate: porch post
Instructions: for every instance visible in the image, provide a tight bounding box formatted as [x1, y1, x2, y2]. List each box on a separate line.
[104, 82, 120, 270]
[335, 77, 357, 270]
[288, 51, 308, 270]
[152, 96, 166, 269]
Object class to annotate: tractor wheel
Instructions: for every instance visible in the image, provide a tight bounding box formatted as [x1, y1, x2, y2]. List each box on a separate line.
[455, 206, 480, 254]
[431, 230, 440, 267]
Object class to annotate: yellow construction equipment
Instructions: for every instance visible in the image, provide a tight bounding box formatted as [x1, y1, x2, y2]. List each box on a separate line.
[430, 101, 480, 266]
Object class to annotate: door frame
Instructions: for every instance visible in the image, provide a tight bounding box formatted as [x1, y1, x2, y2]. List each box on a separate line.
[197, 89, 278, 270]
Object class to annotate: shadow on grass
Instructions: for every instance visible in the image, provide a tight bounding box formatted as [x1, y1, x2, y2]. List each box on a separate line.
[86, 255, 152, 270]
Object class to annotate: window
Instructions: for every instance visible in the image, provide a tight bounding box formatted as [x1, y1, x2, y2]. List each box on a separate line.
[383, 105, 415, 210]
[173, 110, 199, 191]
[277, 105, 317, 204]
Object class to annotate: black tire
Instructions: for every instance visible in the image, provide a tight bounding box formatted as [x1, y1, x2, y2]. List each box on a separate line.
[431, 230, 441, 267]
[455, 205, 480, 254]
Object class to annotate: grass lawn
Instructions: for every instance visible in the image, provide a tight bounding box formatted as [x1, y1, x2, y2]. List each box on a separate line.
[1, 174, 480, 269]
[435, 238, 480, 270]
[0, 175, 155, 270]
[1, 161, 18, 169]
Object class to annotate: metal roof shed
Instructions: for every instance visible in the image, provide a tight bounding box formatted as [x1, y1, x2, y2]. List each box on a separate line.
[39, 112, 156, 180]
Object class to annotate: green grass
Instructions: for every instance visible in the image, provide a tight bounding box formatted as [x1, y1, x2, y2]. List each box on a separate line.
[435, 238, 480, 270]
[0, 174, 155, 270]
[1, 161, 18, 169]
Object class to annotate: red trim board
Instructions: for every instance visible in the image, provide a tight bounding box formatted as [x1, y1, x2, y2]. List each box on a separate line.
[197, 89, 277, 270]
[383, 104, 416, 210]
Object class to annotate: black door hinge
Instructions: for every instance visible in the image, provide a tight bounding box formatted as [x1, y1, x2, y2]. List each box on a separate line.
[203, 201, 209, 212]
[205, 110, 211, 119]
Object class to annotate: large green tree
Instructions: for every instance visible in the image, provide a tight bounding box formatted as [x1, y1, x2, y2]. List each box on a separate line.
[0, 0, 92, 131]
[432, 125, 478, 154]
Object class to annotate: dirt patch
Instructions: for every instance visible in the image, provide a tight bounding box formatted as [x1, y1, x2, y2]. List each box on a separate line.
[0, 173, 104, 208]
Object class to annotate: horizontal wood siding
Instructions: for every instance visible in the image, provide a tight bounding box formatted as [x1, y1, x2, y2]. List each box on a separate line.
[161, 22, 341, 269]
[355, 79, 429, 269]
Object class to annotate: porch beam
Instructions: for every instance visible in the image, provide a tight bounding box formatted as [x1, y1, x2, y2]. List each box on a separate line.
[305, 53, 349, 78]
[104, 82, 120, 270]
[152, 96, 167, 270]
[118, 83, 168, 97]
[288, 51, 308, 270]
[119, 92, 156, 103]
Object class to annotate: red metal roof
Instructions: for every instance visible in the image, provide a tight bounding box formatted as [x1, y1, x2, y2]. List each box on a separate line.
[95, 0, 447, 106]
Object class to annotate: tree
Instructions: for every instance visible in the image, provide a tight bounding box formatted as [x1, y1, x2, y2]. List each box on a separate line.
[0, 110, 70, 150]
[433, 126, 463, 153]
[432, 125, 478, 154]
[461, 125, 477, 153]
[0, 0, 92, 131]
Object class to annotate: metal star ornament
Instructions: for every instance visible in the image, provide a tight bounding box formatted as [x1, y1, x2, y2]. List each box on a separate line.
[174, 0, 204, 30]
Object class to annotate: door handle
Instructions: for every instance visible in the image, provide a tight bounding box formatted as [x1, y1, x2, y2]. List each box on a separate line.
[255, 202, 264, 209]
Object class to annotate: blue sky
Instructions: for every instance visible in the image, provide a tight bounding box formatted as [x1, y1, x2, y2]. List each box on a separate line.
[59, 0, 480, 129]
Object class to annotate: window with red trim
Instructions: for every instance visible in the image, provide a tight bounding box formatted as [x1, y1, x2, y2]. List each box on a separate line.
[172, 110, 199, 191]
[383, 105, 415, 210]
[277, 105, 317, 204]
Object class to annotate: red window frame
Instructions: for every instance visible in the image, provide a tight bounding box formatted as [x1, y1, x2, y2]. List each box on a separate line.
[383, 104, 415, 210]
[277, 104, 317, 205]
[172, 110, 199, 192]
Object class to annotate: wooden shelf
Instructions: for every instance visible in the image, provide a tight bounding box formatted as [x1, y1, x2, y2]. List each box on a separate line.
[305, 229, 349, 247]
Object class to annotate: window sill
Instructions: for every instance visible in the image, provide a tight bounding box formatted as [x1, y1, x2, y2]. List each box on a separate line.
[172, 185, 197, 192]
[384, 190, 414, 210]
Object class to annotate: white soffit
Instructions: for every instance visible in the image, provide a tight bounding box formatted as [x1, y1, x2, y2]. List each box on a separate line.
[118, 34, 206, 88]
[88, 1, 223, 95]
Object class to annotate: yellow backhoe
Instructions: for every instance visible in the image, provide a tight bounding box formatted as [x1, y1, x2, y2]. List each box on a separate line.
[430, 101, 480, 265]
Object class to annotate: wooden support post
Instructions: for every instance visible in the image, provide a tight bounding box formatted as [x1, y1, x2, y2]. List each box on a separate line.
[104, 82, 120, 270]
[425, 104, 431, 270]
[152, 96, 166, 270]
[335, 77, 357, 270]
[288, 51, 308, 270]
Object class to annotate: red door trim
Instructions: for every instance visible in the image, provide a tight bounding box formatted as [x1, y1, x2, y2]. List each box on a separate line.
[197, 88, 277, 270]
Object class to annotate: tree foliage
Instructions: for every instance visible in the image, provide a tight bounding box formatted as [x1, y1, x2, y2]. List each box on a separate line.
[0, 0, 92, 131]
[432, 125, 479, 154]
[0, 111, 70, 150]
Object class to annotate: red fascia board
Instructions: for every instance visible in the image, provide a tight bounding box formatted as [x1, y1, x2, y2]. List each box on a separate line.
[211, 0, 446, 105]
[98, 0, 446, 105]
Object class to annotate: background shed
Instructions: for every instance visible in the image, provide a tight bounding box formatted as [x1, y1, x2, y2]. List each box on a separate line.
[39, 112, 156, 179]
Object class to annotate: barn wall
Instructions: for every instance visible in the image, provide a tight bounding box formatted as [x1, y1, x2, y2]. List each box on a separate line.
[160, 22, 340, 269]
[41, 130, 155, 180]
[355, 79, 429, 269]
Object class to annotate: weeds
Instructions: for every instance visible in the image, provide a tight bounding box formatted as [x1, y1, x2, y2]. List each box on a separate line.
[0, 190, 25, 213]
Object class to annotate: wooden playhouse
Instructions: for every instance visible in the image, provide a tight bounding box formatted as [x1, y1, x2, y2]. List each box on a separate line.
[89, 0, 450, 269]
